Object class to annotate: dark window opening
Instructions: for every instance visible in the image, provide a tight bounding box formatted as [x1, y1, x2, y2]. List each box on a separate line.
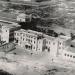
[73, 56, 75, 58]
[25, 45, 32, 50]
[67, 54, 69, 57]
[70, 55, 72, 57]
[48, 48, 50, 52]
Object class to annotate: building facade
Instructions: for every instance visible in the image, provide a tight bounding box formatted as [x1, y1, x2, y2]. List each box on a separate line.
[14, 29, 65, 55]
[14, 28, 75, 63]
[0, 20, 21, 43]
[17, 13, 31, 22]
[14, 29, 45, 53]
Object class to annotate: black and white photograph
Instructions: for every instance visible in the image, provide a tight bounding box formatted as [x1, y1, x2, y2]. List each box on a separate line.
[0, 0, 75, 75]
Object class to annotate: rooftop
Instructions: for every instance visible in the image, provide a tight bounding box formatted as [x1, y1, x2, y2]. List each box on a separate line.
[58, 35, 71, 40]
[16, 29, 45, 38]
[43, 34, 55, 40]
[15, 29, 38, 37]
[0, 20, 21, 29]
[27, 29, 43, 35]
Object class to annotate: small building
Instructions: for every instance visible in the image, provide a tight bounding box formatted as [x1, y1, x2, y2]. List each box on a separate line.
[0, 20, 21, 43]
[17, 13, 31, 22]
[14, 29, 62, 55]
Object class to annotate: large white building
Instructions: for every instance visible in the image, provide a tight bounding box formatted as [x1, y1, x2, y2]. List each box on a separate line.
[0, 20, 21, 43]
[14, 28, 75, 63]
[14, 29, 69, 55]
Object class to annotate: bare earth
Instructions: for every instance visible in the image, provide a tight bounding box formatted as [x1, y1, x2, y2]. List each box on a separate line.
[0, 46, 74, 75]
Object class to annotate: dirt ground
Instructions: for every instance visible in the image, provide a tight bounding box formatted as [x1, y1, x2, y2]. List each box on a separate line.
[0, 47, 74, 75]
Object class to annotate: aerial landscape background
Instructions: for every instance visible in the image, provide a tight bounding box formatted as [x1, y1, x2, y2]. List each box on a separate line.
[0, 0, 75, 75]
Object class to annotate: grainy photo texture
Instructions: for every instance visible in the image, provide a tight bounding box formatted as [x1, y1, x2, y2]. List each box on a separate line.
[0, 0, 75, 75]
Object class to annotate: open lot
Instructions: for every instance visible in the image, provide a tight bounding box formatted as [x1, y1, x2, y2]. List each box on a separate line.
[0, 46, 74, 75]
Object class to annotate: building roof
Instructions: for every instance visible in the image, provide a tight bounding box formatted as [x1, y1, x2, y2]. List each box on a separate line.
[0, 20, 21, 29]
[43, 34, 55, 41]
[17, 13, 26, 18]
[58, 35, 71, 40]
[16, 29, 26, 32]
[15, 29, 58, 40]
[52, 25, 71, 36]
[27, 29, 43, 35]
[15, 29, 38, 37]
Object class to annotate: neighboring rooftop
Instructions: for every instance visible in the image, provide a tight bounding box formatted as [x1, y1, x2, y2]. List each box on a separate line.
[58, 35, 71, 40]
[27, 29, 43, 35]
[43, 34, 55, 40]
[0, 20, 21, 29]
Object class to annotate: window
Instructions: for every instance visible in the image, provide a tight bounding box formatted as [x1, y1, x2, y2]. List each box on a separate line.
[23, 38, 24, 41]
[70, 55, 72, 57]
[48, 48, 50, 52]
[15, 33, 16, 35]
[17, 33, 19, 36]
[60, 42, 61, 45]
[31, 36, 33, 38]
[67, 54, 69, 57]
[73, 56, 75, 58]
[29, 36, 30, 38]
[46, 41, 48, 44]
[34, 41, 35, 44]
[34, 47, 35, 49]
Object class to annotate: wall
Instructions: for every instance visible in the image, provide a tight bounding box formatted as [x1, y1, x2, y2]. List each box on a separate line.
[1, 26, 9, 43]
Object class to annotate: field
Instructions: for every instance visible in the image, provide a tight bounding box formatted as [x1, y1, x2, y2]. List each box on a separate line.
[0, 46, 74, 75]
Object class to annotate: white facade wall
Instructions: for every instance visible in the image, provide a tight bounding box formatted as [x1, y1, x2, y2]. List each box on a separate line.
[17, 13, 26, 22]
[61, 50, 75, 62]
[37, 39, 44, 53]
[25, 33, 37, 51]
[50, 39, 58, 59]
[14, 30, 38, 52]
[1, 26, 9, 43]
[45, 38, 51, 52]
[14, 29, 46, 53]
[57, 39, 65, 55]
[17, 17, 26, 22]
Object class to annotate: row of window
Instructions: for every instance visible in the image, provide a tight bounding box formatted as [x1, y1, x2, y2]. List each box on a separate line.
[22, 43, 36, 50]
[15, 33, 36, 39]
[15, 36, 36, 44]
[64, 53, 75, 58]
[46, 41, 51, 44]
[26, 39, 35, 44]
